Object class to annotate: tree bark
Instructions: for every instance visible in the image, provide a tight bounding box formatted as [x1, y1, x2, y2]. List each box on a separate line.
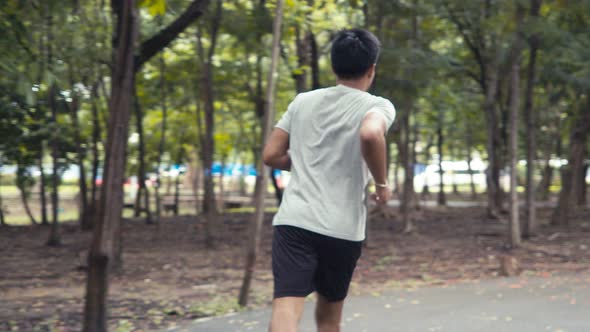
[238, 0, 284, 306]
[197, 0, 222, 248]
[154, 51, 168, 223]
[308, 30, 321, 90]
[83, 1, 137, 330]
[437, 108, 446, 206]
[87, 81, 102, 231]
[46, 6, 61, 246]
[71, 92, 90, 231]
[508, 45, 522, 248]
[135, 0, 211, 71]
[17, 168, 38, 225]
[38, 147, 49, 226]
[551, 100, 590, 225]
[507, 5, 525, 247]
[132, 82, 152, 223]
[466, 123, 477, 199]
[523, 0, 541, 238]
[47, 85, 61, 247]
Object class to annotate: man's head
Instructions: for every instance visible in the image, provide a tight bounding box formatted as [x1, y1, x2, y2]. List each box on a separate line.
[331, 28, 381, 90]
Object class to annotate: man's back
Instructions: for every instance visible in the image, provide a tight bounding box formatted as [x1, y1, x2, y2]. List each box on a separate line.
[273, 84, 395, 241]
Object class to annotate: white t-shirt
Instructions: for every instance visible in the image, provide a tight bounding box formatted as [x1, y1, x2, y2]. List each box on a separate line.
[273, 84, 396, 241]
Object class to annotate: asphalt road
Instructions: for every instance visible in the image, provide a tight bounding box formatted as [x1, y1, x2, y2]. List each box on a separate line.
[171, 272, 590, 332]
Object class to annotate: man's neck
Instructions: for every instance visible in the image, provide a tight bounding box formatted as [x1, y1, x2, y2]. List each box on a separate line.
[336, 79, 368, 92]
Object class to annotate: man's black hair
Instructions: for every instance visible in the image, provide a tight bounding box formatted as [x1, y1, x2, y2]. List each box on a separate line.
[330, 28, 381, 80]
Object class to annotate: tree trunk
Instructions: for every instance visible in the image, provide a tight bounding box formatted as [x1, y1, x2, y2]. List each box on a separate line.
[132, 82, 152, 223]
[308, 30, 321, 90]
[38, 147, 49, 225]
[47, 83, 61, 247]
[0, 188, 4, 226]
[508, 45, 522, 247]
[483, 63, 503, 218]
[154, 52, 168, 223]
[292, 24, 308, 93]
[393, 157, 400, 194]
[71, 93, 90, 230]
[86, 81, 102, 231]
[46, 6, 61, 246]
[552, 100, 590, 225]
[83, 1, 137, 330]
[238, 0, 284, 306]
[437, 108, 446, 206]
[466, 124, 477, 199]
[523, 0, 541, 238]
[17, 173, 38, 225]
[537, 148, 553, 201]
[197, 0, 222, 248]
[397, 109, 415, 233]
[578, 164, 588, 206]
[508, 5, 525, 247]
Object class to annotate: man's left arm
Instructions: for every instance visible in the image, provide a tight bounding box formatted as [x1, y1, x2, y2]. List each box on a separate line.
[263, 128, 291, 171]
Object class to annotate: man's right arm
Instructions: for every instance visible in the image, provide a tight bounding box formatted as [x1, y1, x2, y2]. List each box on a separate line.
[360, 112, 390, 204]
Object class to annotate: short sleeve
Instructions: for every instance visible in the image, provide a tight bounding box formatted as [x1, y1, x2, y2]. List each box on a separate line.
[365, 97, 396, 130]
[275, 96, 299, 133]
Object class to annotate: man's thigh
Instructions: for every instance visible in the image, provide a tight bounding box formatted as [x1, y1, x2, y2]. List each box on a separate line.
[272, 226, 318, 299]
[314, 235, 362, 302]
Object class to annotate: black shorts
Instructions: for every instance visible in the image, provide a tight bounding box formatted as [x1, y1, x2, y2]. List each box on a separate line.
[272, 225, 362, 302]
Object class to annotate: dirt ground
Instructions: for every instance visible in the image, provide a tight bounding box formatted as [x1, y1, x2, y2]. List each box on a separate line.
[1, 205, 589, 331]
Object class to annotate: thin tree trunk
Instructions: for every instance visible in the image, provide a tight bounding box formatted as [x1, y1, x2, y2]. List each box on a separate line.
[47, 84, 61, 247]
[17, 174, 38, 225]
[484, 63, 502, 218]
[523, 0, 541, 238]
[87, 81, 101, 231]
[0, 186, 4, 226]
[578, 164, 588, 206]
[83, 1, 137, 330]
[71, 92, 90, 230]
[466, 123, 477, 199]
[508, 6, 525, 247]
[133, 82, 152, 223]
[552, 100, 590, 225]
[46, 6, 61, 246]
[38, 147, 49, 226]
[508, 45, 522, 247]
[398, 109, 415, 233]
[197, 0, 222, 248]
[537, 148, 553, 201]
[308, 30, 321, 90]
[393, 157, 400, 194]
[155, 51, 168, 224]
[437, 108, 446, 206]
[238, 0, 284, 306]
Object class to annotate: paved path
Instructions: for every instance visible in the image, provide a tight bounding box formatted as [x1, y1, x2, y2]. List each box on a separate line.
[172, 273, 590, 332]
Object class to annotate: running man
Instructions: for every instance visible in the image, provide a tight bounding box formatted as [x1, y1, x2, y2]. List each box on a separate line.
[263, 28, 396, 332]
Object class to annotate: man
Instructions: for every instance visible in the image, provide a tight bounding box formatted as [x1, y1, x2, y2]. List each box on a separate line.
[263, 28, 396, 332]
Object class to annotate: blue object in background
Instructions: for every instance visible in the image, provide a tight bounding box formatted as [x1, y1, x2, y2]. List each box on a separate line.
[209, 163, 281, 177]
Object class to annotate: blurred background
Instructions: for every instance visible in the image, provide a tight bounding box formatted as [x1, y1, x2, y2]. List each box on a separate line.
[1, 0, 589, 331]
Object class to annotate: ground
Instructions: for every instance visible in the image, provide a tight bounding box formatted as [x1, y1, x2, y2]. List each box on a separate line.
[188, 272, 590, 331]
[1, 204, 589, 331]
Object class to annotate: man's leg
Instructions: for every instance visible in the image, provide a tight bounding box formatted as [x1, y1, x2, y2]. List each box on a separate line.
[269, 296, 306, 332]
[315, 294, 344, 332]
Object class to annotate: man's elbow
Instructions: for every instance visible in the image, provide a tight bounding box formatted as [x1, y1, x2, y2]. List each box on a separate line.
[262, 147, 274, 167]
[360, 127, 384, 144]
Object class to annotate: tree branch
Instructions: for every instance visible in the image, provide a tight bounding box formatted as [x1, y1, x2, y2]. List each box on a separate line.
[135, 0, 211, 72]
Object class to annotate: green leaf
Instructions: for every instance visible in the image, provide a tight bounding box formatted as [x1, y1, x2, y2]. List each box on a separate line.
[139, 0, 166, 16]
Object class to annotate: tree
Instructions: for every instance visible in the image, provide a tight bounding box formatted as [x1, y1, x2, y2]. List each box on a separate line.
[239, 0, 285, 306]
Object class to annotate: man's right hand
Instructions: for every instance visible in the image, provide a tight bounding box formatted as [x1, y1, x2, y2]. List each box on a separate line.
[371, 185, 391, 205]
